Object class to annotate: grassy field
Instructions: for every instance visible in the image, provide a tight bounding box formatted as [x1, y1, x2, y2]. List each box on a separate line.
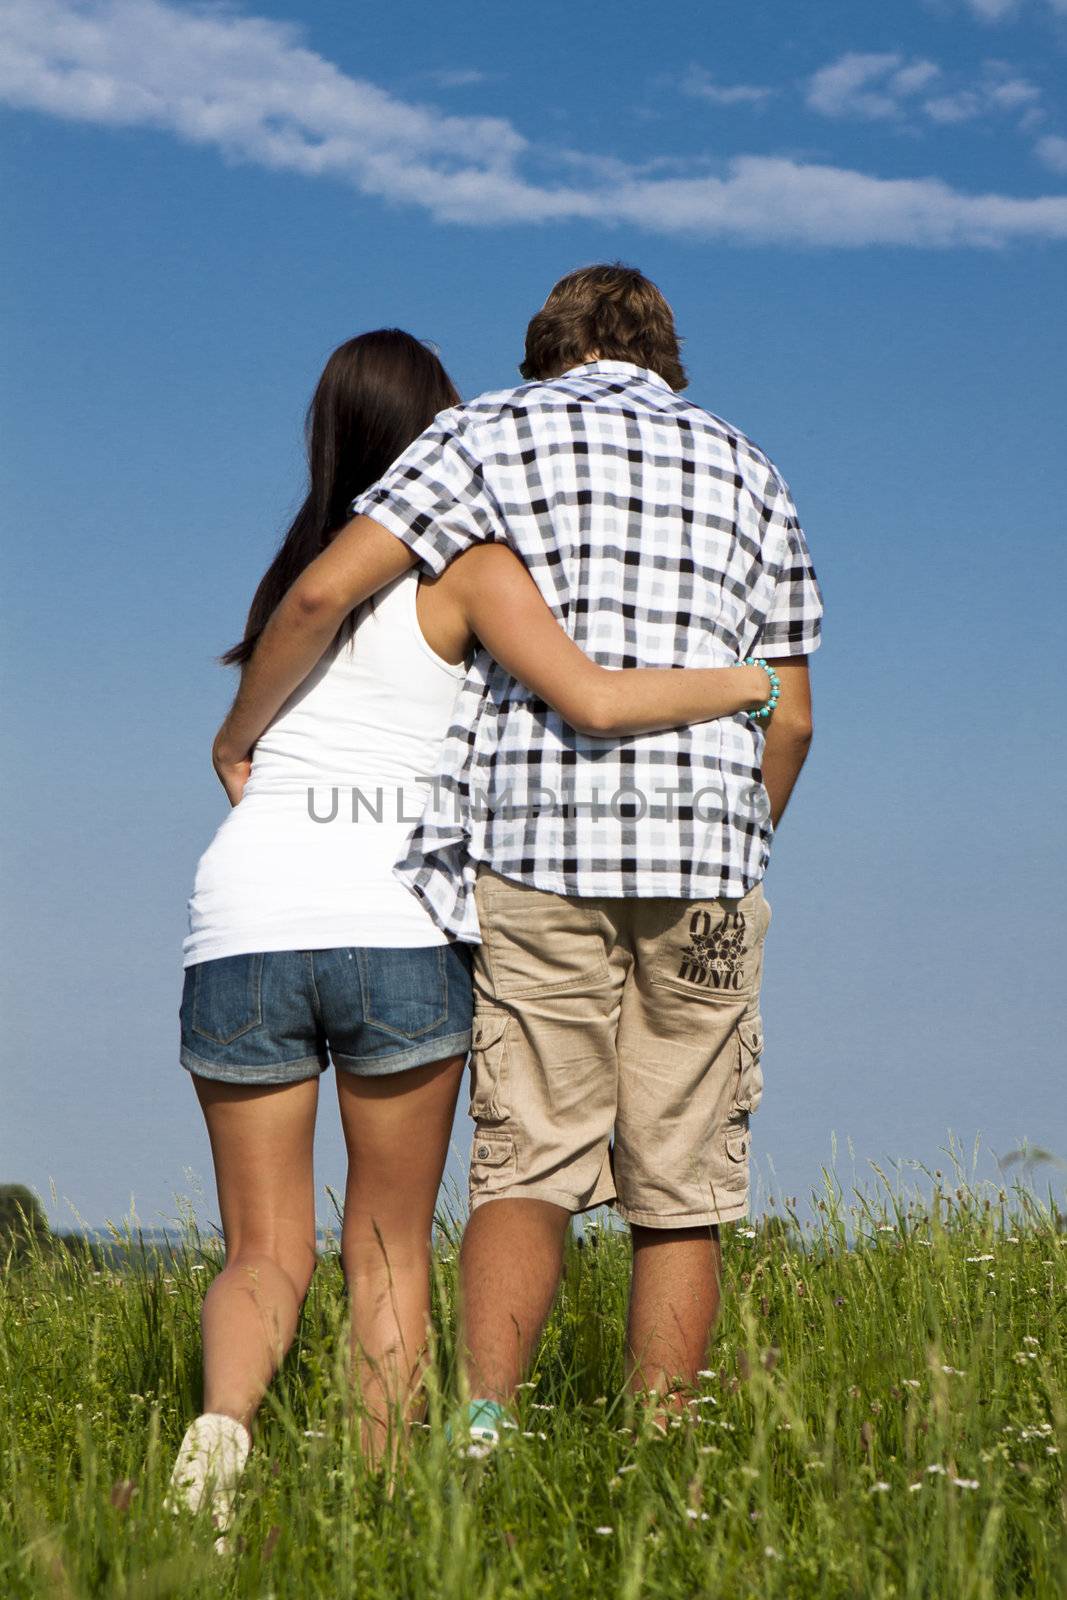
[1, 1172, 1064, 1599]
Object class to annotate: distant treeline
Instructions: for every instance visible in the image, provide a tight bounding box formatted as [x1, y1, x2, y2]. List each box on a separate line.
[0, 1185, 211, 1272]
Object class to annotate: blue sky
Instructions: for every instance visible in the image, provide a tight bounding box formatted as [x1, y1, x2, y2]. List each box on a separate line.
[2, 0, 1065, 1228]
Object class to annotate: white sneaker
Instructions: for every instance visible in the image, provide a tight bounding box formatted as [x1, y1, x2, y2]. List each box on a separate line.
[165, 1413, 250, 1541]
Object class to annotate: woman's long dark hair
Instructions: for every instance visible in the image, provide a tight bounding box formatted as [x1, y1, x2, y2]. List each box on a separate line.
[222, 330, 460, 666]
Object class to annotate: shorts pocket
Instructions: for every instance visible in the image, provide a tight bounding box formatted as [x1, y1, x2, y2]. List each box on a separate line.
[358, 946, 447, 1040]
[468, 1007, 512, 1123]
[649, 889, 769, 1005]
[189, 954, 263, 1046]
[477, 878, 608, 998]
[734, 1012, 764, 1115]
[470, 1130, 517, 1198]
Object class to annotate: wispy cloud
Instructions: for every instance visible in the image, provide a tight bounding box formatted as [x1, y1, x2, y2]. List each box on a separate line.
[2, 1, 1066, 249]
[807, 53, 941, 121]
[681, 66, 774, 107]
[961, 0, 1021, 20]
[423, 68, 491, 90]
[808, 51, 1043, 131]
[957, 0, 1067, 20]
[1035, 133, 1067, 171]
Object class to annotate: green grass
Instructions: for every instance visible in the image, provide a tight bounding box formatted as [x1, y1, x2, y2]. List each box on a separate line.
[1, 1172, 1064, 1599]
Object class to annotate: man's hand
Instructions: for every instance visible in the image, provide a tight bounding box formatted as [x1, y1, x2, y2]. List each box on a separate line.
[213, 728, 253, 807]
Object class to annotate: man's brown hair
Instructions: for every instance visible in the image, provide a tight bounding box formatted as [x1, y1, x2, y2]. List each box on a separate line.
[520, 263, 687, 391]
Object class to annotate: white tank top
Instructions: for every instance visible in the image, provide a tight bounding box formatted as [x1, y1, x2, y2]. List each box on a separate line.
[184, 571, 465, 965]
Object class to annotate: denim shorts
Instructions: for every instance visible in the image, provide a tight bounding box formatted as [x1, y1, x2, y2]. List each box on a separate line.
[179, 944, 473, 1086]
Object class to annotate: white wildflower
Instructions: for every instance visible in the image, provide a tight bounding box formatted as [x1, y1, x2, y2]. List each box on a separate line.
[303, 1429, 326, 1439]
[1022, 1336, 1039, 1347]
[594, 1526, 613, 1536]
[869, 1481, 891, 1493]
[465, 1443, 491, 1460]
[738, 1228, 757, 1238]
[965, 1255, 994, 1263]
[877, 1225, 894, 1233]
[764, 1546, 781, 1560]
[697, 1369, 716, 1379]
[940, 1366, 965, 1376]
[618, 1464, 637, 1475]
[908, 1482, 923, 1493]
[685, 1508, 710, 1522]
[925, 1464, 947, 1475]
[953, 1478, 979, 1490]
[902, 1379, 921, 1389]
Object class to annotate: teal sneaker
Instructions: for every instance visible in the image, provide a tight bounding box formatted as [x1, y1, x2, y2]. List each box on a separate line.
[447, 1399, 517, 1451]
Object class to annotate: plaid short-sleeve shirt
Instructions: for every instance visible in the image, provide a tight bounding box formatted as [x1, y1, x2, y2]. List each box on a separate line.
[352, 360, 822, 942]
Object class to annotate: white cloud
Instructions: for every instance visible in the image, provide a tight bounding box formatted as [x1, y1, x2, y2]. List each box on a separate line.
[681, 66, 774, 107]
[959, 0, 1067, 19]
[1, 0, 1065, 249]
[924, 91, 984, 122]
[808, 51, 1044, 132]
[806, 53, 909, 120]
[891, 61, 943, 96]
[987, 76, 1042, 108]
[1035, 133, 1067, 171]
[425, 69, 490, 90]
[962, 0, 1020, 20]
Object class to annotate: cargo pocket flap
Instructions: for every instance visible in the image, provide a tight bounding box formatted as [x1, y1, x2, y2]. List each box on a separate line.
[726, 1122, 750, 1164]
[740, 1016, 764, 1058]
[471, 1011, 510, 1053]
[472, 1132, 515, 1169]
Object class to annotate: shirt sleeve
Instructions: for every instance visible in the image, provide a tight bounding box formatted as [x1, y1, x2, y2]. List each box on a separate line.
[751, 469, 823, 657]
[349, 412, 505, 575]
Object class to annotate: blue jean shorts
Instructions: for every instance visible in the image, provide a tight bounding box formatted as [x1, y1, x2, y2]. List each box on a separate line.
[179, 944, 473, 1086]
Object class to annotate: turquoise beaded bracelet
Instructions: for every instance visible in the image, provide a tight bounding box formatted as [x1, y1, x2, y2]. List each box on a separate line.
[744, 656, 780, 720]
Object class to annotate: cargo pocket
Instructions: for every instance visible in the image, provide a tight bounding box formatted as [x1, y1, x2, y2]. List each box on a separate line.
[734, 1013, 764, 1116]
[468, 1008, 512, 1123]
[190, 954, 263, 1046]
[725, 1119, 751, 1165]
[470, 1130, 517, 1199]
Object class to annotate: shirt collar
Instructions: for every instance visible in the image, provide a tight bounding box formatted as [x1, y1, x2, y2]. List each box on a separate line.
[560, 359, 672, 392]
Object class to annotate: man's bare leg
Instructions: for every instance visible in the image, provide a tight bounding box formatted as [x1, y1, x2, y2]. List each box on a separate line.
[625, 1225, 721, 1405]
[459, 1198, 571, 1404]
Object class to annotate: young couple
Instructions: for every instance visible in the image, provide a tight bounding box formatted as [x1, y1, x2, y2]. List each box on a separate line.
[168, 265, 822, 1532]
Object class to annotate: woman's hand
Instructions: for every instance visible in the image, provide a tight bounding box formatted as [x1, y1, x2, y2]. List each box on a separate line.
[212, 727, 253, 807]
[739, 662, 773, 711]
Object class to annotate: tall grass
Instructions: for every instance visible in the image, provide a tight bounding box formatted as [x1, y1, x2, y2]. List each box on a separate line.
[1, 1169, 1064, 1598]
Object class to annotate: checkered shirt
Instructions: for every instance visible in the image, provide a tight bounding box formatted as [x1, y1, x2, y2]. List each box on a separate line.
[351, 360, 823, 942]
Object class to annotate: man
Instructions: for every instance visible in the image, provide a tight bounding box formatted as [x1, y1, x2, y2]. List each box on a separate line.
[214, 264, 822, 1429]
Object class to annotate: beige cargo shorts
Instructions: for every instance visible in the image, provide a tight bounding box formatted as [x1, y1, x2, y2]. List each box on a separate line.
[467, 868, 770, 1228]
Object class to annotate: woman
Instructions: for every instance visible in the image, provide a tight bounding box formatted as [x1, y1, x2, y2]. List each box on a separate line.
[168, 330, 773, 1532]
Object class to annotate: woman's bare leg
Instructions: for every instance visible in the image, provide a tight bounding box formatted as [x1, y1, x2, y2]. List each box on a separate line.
[335, 1055, 465, 1459]
[195, 1075, 320, 1429]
